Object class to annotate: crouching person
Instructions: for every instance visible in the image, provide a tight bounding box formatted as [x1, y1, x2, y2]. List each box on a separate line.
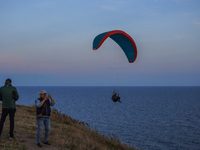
[35, 90, 55, 148]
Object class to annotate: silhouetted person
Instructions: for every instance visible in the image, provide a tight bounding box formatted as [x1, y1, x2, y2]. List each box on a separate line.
[0, 78, 19, 139]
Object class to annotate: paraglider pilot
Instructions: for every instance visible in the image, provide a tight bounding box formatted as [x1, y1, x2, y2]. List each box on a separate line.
[112, 90, 121, 102]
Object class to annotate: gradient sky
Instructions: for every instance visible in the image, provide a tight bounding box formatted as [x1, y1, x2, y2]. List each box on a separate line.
[0, 0, 200, 86]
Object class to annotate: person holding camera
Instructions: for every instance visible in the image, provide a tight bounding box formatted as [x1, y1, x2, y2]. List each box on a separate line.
[35, 90, 55, 148]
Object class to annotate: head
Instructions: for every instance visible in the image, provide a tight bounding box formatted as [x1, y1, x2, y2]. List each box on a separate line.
[5, 78, 12, 85]
[39, 90, 47, 99]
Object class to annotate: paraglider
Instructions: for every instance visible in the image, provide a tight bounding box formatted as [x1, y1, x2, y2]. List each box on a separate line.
[92, 30, 137, 102]
[93, 30, 137, 63]
[112, 90, 121, 102]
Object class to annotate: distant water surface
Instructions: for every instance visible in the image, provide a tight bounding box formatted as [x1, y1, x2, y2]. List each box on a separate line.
[14, 86, 200, 150]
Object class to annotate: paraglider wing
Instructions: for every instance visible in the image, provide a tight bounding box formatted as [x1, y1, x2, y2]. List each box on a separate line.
[93, 30, 137, 63]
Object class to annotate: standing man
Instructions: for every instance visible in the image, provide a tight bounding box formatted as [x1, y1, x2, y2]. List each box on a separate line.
[0, 78, 19, 139]
[35, 90, 55, 147]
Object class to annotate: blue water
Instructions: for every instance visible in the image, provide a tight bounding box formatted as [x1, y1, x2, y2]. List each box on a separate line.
[14, 86, 200, 150]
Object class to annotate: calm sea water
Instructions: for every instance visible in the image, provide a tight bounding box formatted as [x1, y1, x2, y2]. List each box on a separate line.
[14, 86, 200, 150]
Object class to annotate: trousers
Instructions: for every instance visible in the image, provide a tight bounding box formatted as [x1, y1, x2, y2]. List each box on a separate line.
[36, 116, 51, 144]
[0, 108, 16, 138]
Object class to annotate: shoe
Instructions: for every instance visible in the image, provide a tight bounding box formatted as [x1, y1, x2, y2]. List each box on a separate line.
[43, 141, 51, 145]
[9, 137, 15, 140]
[37, 143, 42, 148]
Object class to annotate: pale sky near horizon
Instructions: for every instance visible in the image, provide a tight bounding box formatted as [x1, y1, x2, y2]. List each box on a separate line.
[0, 0, 200, 86]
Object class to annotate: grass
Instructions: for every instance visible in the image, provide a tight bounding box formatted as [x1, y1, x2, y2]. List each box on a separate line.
[0, 103, 137, 150]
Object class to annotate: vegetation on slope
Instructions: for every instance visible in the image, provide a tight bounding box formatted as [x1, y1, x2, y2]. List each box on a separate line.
[0, 104, 136, 150]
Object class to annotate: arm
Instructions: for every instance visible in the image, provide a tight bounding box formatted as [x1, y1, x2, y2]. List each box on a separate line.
[36, 97, 48, 108]
[48, 95, 55, 106]
[39, 97, 48, 107]
[13, 88, 19, 101]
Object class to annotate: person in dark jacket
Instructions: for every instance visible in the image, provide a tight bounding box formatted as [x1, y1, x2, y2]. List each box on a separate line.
[35, 90, 55, 148]
[0, 78, 19, 139]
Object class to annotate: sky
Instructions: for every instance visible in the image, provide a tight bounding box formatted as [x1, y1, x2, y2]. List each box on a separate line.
[0, 0, 200, 86]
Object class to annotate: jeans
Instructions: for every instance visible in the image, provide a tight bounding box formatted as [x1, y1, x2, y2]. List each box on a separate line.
[37, 116, 50, 144]
[0, 108, 16, 138]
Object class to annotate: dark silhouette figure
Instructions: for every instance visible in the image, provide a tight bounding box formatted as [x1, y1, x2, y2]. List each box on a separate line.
[112, 90, 121, 102]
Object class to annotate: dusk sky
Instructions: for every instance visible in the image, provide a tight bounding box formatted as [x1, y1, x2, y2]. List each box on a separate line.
[0, 0, 200, 86]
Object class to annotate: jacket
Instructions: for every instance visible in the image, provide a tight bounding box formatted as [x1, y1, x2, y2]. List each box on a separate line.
[0, 84, 19, 108]
[36, 98, 51, 116]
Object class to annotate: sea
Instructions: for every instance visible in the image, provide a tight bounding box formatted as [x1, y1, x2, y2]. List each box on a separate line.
[13, 86, 200, 150]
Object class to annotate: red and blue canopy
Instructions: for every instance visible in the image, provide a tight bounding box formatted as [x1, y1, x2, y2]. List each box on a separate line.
[93, 30, 137, 63]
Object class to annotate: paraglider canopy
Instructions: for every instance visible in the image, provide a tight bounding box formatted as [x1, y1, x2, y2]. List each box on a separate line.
[93, 30, 137, 63]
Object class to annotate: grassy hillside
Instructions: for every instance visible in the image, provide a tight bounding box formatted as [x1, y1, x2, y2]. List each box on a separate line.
[0, 104, 137, 150]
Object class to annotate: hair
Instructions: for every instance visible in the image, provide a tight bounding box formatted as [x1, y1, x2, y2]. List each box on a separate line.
[5, 78, 12, 85]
